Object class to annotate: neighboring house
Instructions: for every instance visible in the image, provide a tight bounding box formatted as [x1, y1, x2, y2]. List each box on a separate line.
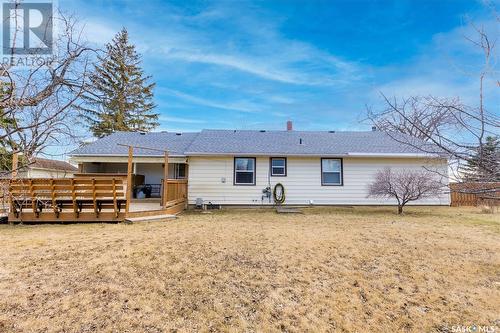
[19, 158, 78, 178]
[70, 123, 450, 206]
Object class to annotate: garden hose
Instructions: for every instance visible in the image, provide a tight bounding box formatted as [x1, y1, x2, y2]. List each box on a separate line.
[273, 183, 286, 205]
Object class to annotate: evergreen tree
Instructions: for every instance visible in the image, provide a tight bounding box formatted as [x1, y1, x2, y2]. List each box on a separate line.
[0, 82, 19, 170]
[463, 136, 500, 182]
[80, 28, 159, 138]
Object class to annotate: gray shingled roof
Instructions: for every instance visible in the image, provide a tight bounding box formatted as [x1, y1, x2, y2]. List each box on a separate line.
[31, 158, 78, 171]
[71, 131, 199, 156]
[185, 130, 436, 156]
[71, 129, 441, 157]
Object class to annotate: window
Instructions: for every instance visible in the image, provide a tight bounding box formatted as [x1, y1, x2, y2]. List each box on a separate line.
[321, 158, 343, 186]
[175, 164, 186, 179]
[234, 157, 256, 185]
[167, 163, 187, 179]
[270, 157, 287, 176]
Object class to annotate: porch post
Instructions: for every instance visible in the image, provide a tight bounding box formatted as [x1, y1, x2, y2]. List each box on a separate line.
[125, 146, 133, 216]
[163, 151, 168, 208]
[185, 163, 189, 208]
[11, 152, 18, 179]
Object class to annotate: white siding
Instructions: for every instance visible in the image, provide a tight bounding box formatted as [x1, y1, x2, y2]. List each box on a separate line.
[81, 162, 186, 184]
[25, 168, 75, 178]
[136, 163, 164, 184]
[187, 156, 450, 206]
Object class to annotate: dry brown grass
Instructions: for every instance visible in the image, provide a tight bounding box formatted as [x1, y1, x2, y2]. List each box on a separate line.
[0, 206, 499, 332]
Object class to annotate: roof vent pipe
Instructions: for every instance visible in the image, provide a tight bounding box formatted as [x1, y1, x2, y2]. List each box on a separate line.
[287, 120, 293, 131]
[299, 138, 303, 145]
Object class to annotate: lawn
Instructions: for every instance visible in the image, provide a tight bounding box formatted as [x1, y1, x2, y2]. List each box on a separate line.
[0, 207, 499, 332]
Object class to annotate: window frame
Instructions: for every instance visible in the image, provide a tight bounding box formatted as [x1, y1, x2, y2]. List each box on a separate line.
[270, 157, 287, 177]
[321, 158, 344, 186]
[233, 157, 257, 186]
[175, 163, 187, 179]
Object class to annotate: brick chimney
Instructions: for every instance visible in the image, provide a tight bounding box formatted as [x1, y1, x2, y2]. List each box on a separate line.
[286, 120, 293, 131]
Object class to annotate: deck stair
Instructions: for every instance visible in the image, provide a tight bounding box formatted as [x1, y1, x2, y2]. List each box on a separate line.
[276, 206, 303, 214]
[124, 214, 176, 223]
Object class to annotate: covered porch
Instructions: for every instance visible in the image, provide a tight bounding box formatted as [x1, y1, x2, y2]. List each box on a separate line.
[75, 147, 188, 217]
[77, 160, 187, 199]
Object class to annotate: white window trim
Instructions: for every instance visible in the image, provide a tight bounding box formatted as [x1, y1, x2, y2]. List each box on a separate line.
[321, 158, 343, 186]
[234, 157, 256, 185]
[270, 157, 287, 177]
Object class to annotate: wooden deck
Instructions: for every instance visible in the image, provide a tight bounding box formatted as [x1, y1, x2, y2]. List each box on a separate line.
[127, 197, 186, 218]
[7, 177, 187, 223]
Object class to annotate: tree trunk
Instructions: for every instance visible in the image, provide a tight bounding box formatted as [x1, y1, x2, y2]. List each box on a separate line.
[397, 205, 403, 214]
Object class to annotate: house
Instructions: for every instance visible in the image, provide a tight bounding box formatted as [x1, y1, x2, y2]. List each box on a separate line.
[18, 157, 78, 178]
[70, 123, 450, 206]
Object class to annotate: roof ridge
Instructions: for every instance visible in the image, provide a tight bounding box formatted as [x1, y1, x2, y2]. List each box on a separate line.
[183, 132, 201, 153]
[199, 129, 380, 133]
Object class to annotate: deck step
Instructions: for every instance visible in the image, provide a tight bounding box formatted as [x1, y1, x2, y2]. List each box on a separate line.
[276, 206, 303, 214]
[124, 214, 177, 223]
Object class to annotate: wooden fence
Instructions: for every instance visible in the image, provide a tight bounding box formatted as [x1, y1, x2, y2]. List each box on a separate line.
[0, 179, 9, 214]
[450, 182, 500, 207]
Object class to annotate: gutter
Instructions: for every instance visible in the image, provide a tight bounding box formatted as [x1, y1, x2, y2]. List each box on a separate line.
[346, 152, 443, 158]
[71, 152, 444, 159]
[183, 152, 444, 158]
[30, 167, 77, 172]
[70, 154, 187, 158]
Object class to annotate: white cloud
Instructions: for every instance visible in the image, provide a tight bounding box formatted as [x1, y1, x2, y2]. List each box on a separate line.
[159, 115, 206, 124]
[159, 88, 263, 113]
[70, 1, 498, 133]
[162, 47, 361, 86]
[165, 50, 312, 85]
[267, 95, 296, 104]
[371, 17, 499, 108]
[81, 20, 118, 45]
[74, 3, 367, 90]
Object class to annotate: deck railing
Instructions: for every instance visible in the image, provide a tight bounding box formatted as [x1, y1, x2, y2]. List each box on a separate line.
[8, 176, 128, 222]
[160, 179, 188, 208]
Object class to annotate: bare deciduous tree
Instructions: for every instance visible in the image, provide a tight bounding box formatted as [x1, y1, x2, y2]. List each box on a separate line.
[366, 13, 499, 188]
[368, 168, 444, 214]
[0, 8, 93, 174]
[366, 95, 460, 141]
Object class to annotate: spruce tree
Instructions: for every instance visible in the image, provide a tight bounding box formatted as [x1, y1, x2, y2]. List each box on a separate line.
[80, 28, 159, 138]
[463, 136, 500, 182]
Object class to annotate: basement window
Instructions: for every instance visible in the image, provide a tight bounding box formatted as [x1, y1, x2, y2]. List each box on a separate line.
[270, 157, 287, 176]
[234, 157, 256, 185]
[321, 158, 343, 186]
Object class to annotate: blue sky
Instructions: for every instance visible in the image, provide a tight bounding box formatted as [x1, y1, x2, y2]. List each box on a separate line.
[64, 0, 498, 133]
